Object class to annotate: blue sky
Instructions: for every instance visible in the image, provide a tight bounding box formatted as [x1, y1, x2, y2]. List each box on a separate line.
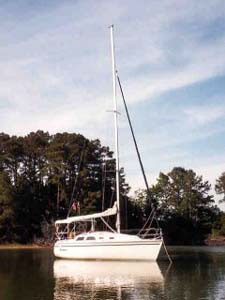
[0, 0, 225, 210]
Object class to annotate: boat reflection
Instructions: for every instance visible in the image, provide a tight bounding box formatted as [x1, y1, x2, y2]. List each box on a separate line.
[53, 259, 164, 300]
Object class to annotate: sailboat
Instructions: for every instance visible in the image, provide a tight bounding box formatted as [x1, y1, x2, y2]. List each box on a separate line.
[53, 25, 163, 261]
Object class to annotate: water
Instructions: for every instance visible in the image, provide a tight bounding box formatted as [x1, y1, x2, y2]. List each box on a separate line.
[0, 246, 224, 300]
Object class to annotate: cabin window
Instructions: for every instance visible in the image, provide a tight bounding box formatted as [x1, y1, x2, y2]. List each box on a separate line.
[86, 236, 96, 240]
[76, 237, 84, 241]
[99, 237, 104, 240]
[109, 237, 114, 239]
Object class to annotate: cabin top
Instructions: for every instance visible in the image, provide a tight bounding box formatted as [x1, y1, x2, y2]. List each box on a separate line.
[74, 231, 141, 241]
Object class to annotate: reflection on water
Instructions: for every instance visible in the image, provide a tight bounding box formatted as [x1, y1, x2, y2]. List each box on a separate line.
[53, 260, 164, 300]
[165, 246, 225, 300]
[0, 249, 54, 300]
[0, 246, 225, 300]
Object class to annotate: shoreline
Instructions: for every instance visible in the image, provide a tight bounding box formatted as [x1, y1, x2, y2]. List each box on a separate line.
[205, 236, 225, 246]
[0, 244, 52, 249]
[1, 242, 225, 250]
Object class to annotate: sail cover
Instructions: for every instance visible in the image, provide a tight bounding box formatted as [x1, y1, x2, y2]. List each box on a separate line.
[55, 202, 117, 225]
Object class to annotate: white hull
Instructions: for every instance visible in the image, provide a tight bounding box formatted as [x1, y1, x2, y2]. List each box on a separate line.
[54, 232, 162, 261]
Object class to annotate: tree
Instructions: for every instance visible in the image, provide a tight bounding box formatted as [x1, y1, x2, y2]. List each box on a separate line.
[212, 212, 225, 237]
[0, 135, 24, 187]
[153, 167, 214, 219]
[0, 172, 15, 242]
[215, 172, 225, 203]
[0, 133, 10, 172]
[149, 167, 216, 244]
[126, 189, 148, 229]
[45, 134, 115, 218]
[0, 130, 131, 243]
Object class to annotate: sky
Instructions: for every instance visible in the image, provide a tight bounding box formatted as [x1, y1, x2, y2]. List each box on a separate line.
[0, 0, 225, 210]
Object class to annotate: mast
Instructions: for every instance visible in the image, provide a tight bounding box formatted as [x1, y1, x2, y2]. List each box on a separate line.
[110, 25, 121, 233]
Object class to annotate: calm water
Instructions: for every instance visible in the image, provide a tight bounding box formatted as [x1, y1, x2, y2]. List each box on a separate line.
[0, 246, 225, 300]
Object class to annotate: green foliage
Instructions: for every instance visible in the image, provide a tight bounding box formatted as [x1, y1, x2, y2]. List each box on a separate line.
[0, 131, 129, 243]
[0, 171, 15, 242]
[153, 167, 214, 219]
[0, 130, 224, 245]
[126, 189, 149, 229]
[133, 167, 220, 244]
[215, 172, 225, 203]
[212, 212, 225, 236]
